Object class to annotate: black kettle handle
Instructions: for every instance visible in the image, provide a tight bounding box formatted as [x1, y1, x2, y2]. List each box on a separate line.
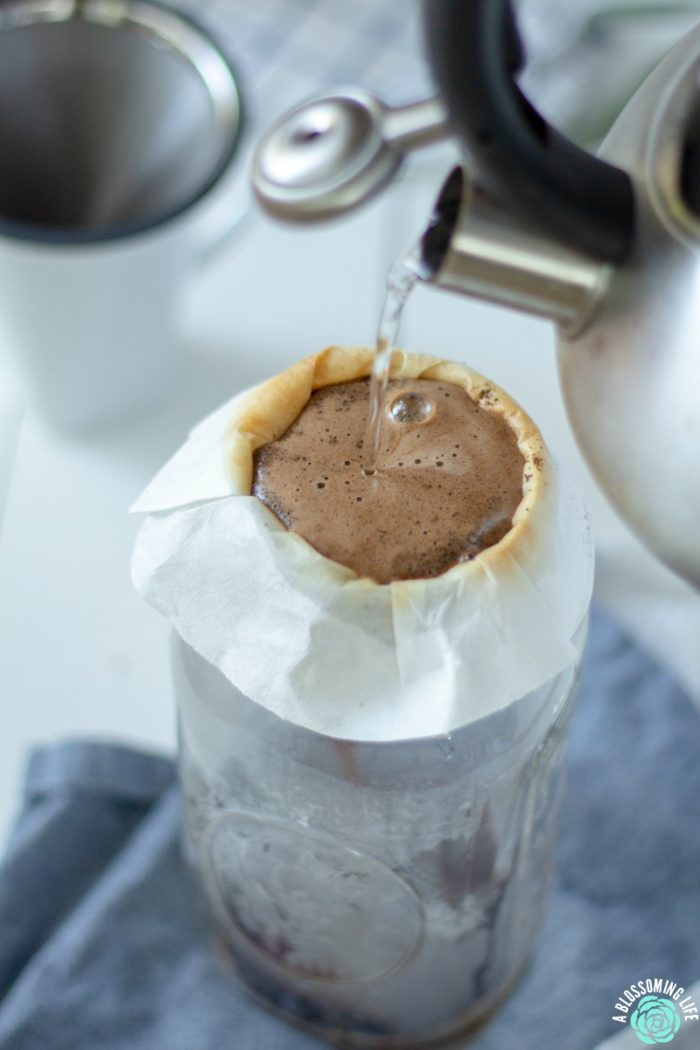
[422, 0, 635, 262]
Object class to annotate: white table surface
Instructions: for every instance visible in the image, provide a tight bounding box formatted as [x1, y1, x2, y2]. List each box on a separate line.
[0, 162, 675, 846]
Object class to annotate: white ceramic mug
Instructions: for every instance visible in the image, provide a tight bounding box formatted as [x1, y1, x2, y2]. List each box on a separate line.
[0, 0, 244, 431]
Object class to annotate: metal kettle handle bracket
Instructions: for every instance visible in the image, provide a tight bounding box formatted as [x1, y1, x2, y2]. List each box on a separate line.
[423, 0, 636, 263]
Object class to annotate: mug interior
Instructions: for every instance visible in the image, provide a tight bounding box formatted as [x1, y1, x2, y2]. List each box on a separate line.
[0, 0, 242, 242]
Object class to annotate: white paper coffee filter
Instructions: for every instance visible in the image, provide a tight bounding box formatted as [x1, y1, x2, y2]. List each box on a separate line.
[132, 367, 594, 742]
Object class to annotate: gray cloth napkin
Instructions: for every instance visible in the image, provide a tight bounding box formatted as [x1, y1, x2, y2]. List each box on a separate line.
[0, 609, 699, 1050]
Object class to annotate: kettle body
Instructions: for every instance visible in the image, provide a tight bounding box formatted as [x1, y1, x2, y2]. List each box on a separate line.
[417, 4, 700, 586]
[560, 27, 700, 586]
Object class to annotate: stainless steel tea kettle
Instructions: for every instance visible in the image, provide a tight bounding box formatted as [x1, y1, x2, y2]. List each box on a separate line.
[252, 0, 700, 588]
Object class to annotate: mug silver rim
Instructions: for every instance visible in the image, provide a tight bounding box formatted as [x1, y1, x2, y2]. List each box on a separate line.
[0, 0, 245, 246]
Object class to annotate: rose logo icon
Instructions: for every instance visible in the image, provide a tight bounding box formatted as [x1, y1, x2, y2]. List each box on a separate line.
[630, 995, 682, 1045]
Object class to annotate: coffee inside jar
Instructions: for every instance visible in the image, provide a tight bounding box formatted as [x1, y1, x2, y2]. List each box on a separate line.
[253, 378, 524, 584]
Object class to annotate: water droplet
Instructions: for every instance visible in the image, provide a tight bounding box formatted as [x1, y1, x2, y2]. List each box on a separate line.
[436, 737, 455, 761]
[388, 392, 433, 425]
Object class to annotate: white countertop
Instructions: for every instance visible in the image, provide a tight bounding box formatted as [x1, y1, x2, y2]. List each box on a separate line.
[0, 164, 694, 846]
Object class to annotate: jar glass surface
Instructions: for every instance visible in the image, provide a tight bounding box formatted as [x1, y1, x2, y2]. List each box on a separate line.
[173, 619, 586, 1047]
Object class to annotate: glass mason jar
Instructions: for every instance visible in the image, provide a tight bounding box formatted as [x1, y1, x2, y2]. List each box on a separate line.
[174, 618, 587, 1047]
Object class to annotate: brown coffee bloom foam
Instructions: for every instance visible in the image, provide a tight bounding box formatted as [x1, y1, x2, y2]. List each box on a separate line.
[253, 377, 524, 583]
[222, 345, 548, 590]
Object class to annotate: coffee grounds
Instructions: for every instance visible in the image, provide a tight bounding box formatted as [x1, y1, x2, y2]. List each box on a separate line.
[253, 378, 524, 584]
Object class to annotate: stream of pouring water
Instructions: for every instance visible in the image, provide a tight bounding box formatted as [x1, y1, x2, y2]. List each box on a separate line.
[363, 250, 423, 476]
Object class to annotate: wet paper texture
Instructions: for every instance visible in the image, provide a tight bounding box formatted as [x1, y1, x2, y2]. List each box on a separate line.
[132, 347, 594, 741]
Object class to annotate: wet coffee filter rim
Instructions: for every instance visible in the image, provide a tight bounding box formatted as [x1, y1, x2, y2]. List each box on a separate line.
[222, 344, 547, 583]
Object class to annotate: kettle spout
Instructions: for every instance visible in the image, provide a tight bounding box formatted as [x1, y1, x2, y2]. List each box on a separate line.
[419, 168, 610, 335]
